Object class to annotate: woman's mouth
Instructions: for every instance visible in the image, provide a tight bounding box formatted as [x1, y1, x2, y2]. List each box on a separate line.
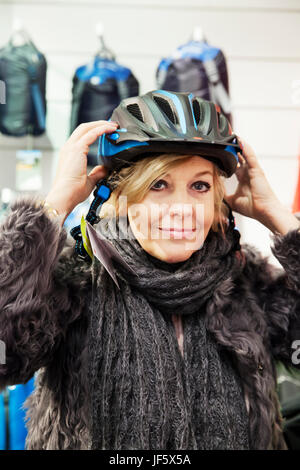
[159, 227, 196, 232]
[158, 227, 196, 239]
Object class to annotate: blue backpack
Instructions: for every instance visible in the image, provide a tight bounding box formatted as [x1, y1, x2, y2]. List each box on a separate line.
[156, 39, 232, 125]
[0, 378, 35, 450]
[70, 56, 139, 166]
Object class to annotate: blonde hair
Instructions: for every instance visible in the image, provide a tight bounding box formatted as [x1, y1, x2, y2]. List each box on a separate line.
[100, 153, 230, 235]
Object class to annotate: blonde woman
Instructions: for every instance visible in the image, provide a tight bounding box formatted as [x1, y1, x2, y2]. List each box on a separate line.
[0, 91, 300, 450]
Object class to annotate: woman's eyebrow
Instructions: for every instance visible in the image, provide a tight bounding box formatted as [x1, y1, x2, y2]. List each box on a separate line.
[163, 170, 213, 178]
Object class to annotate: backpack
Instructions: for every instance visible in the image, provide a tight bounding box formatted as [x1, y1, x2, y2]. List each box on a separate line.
[156, 39, 232, 125]
[0, 38, 47, 136]
[70, 56, 139, 166]
[0, 378, 35, 450]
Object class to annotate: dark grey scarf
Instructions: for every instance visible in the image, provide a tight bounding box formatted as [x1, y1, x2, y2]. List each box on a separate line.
[88, 215, 251, 449]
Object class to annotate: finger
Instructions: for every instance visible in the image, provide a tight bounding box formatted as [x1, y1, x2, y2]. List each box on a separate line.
[77, 123, 118, 148]
[237, 152, 246, 166]
[224, 193, 233, 207]
[88, 165, 108, 185]
[88, 164, 107, 177]
[237, 137, 262, 171]
[235, 157, 250, 184]
[69, 120, 118, 143]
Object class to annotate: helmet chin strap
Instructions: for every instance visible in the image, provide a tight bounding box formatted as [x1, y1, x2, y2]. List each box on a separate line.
[222, 198, 242, 252]
[70, 178, 112, 261]
[222, 198, 235, 228]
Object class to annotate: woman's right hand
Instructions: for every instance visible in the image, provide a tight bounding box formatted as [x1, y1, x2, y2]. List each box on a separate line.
[45, 120, 119, 221]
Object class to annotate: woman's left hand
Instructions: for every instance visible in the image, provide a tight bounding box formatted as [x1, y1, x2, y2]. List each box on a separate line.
[224, 137, 282, 221]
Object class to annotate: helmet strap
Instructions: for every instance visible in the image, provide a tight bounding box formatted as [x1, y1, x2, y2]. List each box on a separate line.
[222, 198, 241, 252]
[70, 179, 112, 261]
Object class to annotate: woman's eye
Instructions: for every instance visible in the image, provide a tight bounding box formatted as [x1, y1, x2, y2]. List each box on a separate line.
[150, 179, 167, 190]
[193, 181, 211, 192]
[150, 180, 211, 192]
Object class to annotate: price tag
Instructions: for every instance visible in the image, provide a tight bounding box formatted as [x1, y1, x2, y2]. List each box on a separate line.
[16, 149, 42, 191]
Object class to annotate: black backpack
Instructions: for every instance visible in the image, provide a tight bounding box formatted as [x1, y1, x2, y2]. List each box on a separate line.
[70, 56, 139, 166]
[156, 39, 232, 125]
[0, 38, 47, 136]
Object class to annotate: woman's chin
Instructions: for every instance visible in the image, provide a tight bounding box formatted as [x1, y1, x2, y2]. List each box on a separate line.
[148, 242, 201, 264]
[164, 254, 193, 264]
[136, 230, 208, 264]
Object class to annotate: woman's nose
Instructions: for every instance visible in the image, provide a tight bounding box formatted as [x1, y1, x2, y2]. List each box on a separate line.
[168, 201, 194, 218]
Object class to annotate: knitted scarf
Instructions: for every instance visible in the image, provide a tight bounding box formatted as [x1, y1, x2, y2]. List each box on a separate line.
[87, 215, 251, 450]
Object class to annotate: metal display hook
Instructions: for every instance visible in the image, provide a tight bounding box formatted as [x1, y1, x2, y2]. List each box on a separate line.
[10, 17, 32, 47]
[95, 21, 116, 61]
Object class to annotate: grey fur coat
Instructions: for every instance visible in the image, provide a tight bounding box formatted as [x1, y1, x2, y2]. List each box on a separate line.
[0, 196, 300, 450]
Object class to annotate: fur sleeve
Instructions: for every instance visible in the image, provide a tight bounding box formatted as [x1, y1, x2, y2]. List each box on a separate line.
[0, 195, 92, 388]
[242, 227, 300, 373]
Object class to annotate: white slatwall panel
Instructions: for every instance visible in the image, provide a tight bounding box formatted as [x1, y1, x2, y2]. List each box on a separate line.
[4, 4, 300, 59]
[0, 0, 299, 264]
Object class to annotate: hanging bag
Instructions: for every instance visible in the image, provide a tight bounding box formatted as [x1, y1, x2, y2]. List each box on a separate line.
[69, 35, 139, 166]
[0, 32, 47, 136]
[156, 38, 232, 124]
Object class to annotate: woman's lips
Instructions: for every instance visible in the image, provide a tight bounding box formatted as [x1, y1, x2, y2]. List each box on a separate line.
[159, 227, 196, 232]
[158, 227, 197, 239]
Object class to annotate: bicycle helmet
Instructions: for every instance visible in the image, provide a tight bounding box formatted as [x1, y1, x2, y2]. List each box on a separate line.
[98, 89, 243, 178]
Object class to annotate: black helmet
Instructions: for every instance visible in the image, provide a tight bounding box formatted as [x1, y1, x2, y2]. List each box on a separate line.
[97, 89, 243, 178]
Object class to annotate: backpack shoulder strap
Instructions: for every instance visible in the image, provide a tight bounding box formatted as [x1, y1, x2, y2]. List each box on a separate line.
[69, 76, 86, 134]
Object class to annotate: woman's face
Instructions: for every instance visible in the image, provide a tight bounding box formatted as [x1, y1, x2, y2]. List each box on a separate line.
[127, 156, 215, 263]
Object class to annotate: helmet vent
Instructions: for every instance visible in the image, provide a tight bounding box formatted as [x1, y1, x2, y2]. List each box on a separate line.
[127, 103, 144, 122]
[218, 113, 227, 135]
[192, 99, 201, 126]
[153, 95, 178, 124]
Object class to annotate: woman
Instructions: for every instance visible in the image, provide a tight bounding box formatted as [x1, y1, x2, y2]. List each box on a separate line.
[0, 91, 300, 450]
